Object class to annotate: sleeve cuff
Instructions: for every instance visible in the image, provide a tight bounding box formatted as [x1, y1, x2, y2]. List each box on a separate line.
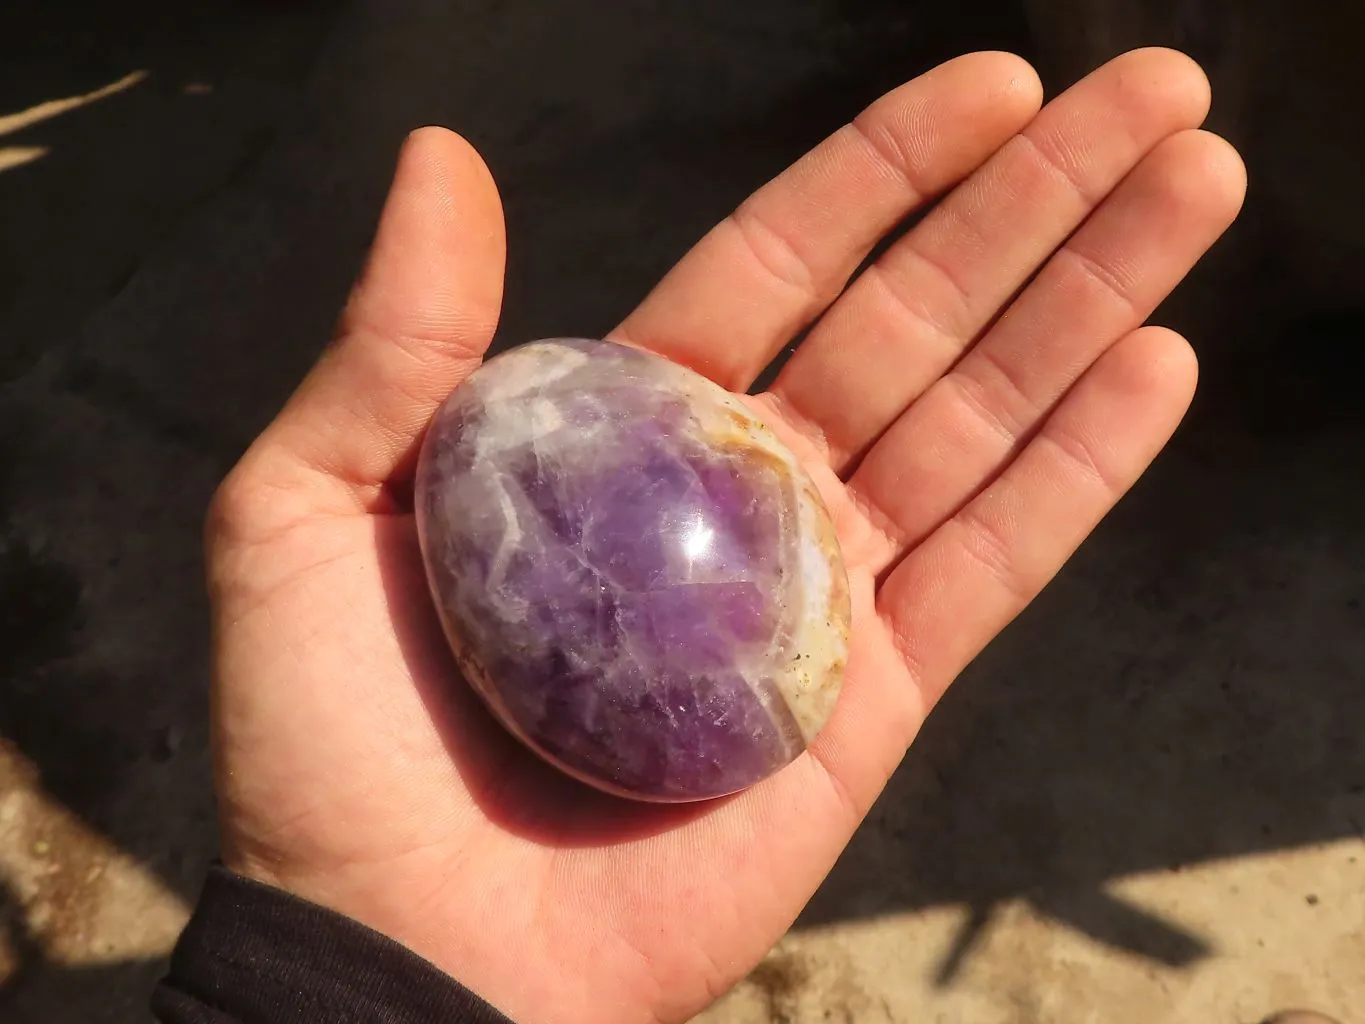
[152, 863, 514, 1024]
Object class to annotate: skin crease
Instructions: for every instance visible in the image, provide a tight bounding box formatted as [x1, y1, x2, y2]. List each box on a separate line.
[205, 49, 1246, 1024]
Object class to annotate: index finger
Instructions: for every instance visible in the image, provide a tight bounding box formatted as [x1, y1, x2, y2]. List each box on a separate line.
[610, 51, 1043, 392]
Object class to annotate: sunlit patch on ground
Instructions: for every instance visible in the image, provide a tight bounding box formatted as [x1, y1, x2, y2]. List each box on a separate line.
[0, 70, 148, 177]
[0, 741, 189, 986]
[702, 838, 1365, 1024]
[0, 72, 149, 176]
[0, 147, 47, 173]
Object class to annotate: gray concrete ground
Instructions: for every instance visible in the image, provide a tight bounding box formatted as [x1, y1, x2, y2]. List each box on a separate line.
[0, 2, 1361, 1021]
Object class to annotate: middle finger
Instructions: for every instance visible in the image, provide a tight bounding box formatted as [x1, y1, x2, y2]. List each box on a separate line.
[767, 47, 1211, 472]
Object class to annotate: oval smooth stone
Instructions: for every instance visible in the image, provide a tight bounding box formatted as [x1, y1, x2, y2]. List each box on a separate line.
[415, 338, 851, 802]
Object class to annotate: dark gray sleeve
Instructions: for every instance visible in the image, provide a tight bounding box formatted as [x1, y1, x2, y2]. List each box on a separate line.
[152, 864, 515, 1024]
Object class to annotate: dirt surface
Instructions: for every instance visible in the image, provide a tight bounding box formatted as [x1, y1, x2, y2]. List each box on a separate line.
[0, 2, 1361, 1021]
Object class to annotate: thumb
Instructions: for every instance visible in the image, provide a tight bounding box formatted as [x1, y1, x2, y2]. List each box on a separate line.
[258, 126, 507, 512]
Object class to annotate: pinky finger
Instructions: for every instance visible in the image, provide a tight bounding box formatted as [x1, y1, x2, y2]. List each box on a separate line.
[877, 325, 1198, 708]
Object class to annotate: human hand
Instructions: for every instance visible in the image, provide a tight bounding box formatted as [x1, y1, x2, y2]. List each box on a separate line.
[205, 49, 1244, 1024]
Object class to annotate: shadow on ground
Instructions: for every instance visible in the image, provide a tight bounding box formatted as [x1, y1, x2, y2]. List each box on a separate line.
[0, 1, 1362, 1020]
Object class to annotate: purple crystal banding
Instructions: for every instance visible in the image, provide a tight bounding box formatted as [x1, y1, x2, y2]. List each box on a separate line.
[415, 338, 850, 802]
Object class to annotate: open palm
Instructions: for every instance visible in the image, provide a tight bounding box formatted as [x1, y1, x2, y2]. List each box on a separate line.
[206, 50, 1244, 1024]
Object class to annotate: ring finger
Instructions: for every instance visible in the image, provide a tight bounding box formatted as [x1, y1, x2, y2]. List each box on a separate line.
[849, 128, 1247, 575]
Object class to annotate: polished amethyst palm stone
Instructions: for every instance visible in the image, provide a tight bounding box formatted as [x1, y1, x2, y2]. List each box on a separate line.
[415, 338, 850, 802]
